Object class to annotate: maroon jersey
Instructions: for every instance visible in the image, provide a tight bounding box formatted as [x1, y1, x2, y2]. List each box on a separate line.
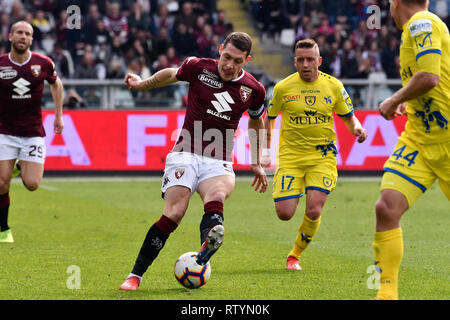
[174, 57, 266, 161]
[0, 51, 57, 137]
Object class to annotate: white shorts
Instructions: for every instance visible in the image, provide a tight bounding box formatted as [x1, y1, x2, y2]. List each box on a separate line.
[161, 152, 235, 198]
[0, 134, 46, 164]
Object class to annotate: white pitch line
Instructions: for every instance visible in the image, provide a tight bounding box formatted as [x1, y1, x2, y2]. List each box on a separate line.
[39, 184, 59, 191]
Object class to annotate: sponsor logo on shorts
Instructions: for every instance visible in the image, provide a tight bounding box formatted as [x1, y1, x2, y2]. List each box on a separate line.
[175, 168, 185, 179]
[162, 176, 170, 187]
[223, 163, 232, 172]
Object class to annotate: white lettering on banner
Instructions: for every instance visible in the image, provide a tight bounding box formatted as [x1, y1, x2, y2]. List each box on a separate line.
[234, 116, 250, 165]
[233, 116, 269, 165]
[345, 115, 399, 165]
[173, 114, 186, 141]
[169, 114, 186, 145]
[44, 114, 91, 165]
[127, 115, 167, 165]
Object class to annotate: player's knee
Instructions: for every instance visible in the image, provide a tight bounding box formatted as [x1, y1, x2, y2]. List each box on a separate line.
[0, 176, 11, 194]
[275, 205, 295, 221]
[305, 209, 321, 221]
[375, 198, 398, 226]
[375, 198, 390, 217]
[164, 196, 190, 223]
[205, 189, 228, 203]
[305, 204, 322, 220]
[168, 211, 186, 224]
[23, 178, 41, 191]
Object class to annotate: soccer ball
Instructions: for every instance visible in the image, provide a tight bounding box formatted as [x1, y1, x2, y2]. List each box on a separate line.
[174, 251, 211, 289]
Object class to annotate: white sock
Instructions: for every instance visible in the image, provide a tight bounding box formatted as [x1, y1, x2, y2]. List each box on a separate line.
[128, 273, 142, 282]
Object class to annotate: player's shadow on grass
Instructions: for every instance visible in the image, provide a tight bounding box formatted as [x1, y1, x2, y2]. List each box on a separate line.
[117, 287, 201, 297]
[219, 268, 289, 276]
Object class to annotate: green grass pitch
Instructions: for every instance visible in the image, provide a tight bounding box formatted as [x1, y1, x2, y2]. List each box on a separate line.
[1, 176, 448, 300]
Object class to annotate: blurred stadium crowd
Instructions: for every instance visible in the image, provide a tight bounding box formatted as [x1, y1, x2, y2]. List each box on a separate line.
[246, 0, 449, 79]
[0, 0, 448, 107]
[0, 0, 228, 81]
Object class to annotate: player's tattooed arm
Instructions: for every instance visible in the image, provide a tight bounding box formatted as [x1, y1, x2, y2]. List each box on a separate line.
[125, 68, 179, 92]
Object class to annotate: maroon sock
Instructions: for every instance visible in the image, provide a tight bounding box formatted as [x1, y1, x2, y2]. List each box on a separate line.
[204, 201, 223, 216]
[131, 215, 179, 276]
[200, 201, 224, 244]
[0, 193, 10, 231]
[155, 214, 178, 235]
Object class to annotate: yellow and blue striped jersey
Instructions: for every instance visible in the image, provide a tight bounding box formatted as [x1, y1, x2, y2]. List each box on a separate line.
[267, 71, 354, 167]
[399, 10, 450, 144]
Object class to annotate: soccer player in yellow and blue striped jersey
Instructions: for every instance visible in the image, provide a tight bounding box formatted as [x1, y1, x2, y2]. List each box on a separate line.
[375, 0, 450, 300]
[262, 39, 368, 271]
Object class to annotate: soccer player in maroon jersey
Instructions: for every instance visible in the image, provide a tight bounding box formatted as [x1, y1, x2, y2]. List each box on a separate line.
[0, 21, 64, 243]
[120, 32, 267, 290]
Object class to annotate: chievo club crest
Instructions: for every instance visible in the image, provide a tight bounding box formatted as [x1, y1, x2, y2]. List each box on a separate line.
[305, 96, 316, 106]
[323, 177, 333, 188]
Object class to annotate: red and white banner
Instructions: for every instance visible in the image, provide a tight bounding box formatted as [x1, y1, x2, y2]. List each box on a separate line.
[41, 110, 407, 171]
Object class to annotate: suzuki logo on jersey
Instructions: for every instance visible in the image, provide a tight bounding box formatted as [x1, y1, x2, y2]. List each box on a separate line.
[12, 78, 31, 99]
[207, 91, 234, 121]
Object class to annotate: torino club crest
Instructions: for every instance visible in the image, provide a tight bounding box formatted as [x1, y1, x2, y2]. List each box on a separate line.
[240, 85, 252, 102]
[30, 65, 41, 77]
[175, 168, 185, 179]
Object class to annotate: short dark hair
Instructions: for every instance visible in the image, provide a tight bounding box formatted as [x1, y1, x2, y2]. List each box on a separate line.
[223, 32, 252, 56]
[295, 38, 318, 50]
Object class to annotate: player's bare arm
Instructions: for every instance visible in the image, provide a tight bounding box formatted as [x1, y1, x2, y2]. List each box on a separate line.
[341, 115, 368, 143]
[261, 116, 276, 167]
[50, 77, 64, 134]
[379, 71, 440, 120]
[125, 68, 179, 92]
[248, 117, 268, 193]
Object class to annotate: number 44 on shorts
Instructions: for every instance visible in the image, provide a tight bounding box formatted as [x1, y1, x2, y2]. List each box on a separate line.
[392, 145, 418, 167]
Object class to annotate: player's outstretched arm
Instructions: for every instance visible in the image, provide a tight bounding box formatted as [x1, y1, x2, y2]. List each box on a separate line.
[341, 115, 367, 143]
[125, 68, 179, 92]
[261, 115, 275, 167]
[248, 117, 268, 193]
[50, 77, 64, 134]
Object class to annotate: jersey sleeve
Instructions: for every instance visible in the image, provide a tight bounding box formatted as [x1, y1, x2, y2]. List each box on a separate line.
[408, 17, 442, 75]
[45, 58, 58, 84]
[176, 56, 200, 82]
[267, 83, 283, 119]
[334, 81, 354, 117]
[248, 82, 266, 120]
